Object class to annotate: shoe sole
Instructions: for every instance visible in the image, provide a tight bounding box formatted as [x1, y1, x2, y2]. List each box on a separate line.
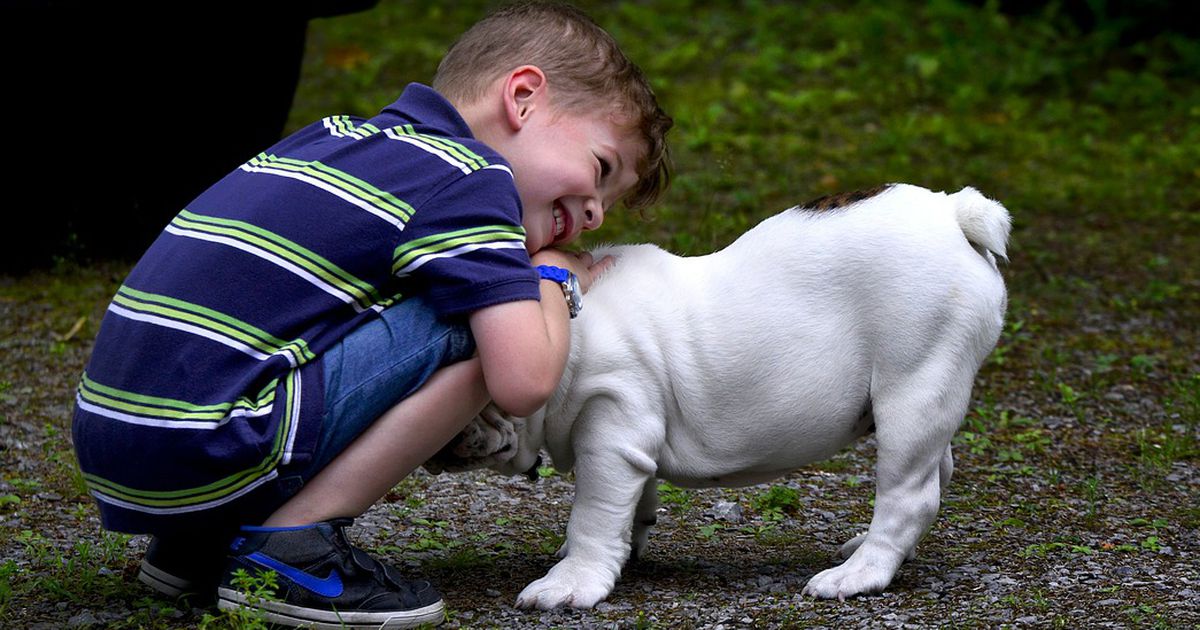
[217, 587, 445, 629]
[138, 559, 191, 598]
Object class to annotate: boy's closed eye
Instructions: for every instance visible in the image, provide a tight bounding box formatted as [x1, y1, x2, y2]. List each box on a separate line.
[595, 155, 612, 186]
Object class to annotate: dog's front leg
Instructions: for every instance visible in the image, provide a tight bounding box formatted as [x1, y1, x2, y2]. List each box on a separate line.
[516, 445, 656, 609]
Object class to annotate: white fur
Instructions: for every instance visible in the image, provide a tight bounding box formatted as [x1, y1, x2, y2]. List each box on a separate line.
[441, 184, 1010, 608]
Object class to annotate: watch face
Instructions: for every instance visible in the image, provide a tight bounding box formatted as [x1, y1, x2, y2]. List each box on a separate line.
[566, 274, 583, 317]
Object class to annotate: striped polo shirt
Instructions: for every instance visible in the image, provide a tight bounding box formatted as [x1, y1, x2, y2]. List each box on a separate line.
[72, 84, 540, 534]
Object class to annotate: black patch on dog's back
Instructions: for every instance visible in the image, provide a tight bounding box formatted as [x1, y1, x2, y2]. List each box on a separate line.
[802, 184, 893, 212]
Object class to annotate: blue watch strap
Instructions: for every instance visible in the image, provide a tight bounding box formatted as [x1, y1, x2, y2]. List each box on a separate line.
[536, 265, 570, 283]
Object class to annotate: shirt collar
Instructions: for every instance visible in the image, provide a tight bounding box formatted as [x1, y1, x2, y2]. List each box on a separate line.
[374, 83, 475, 139]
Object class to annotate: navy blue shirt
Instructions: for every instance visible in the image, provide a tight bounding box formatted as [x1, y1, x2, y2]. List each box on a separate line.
[73, 84, 540, 534]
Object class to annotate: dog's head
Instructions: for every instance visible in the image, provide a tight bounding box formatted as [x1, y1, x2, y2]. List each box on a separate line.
[422, 403, 547, 480]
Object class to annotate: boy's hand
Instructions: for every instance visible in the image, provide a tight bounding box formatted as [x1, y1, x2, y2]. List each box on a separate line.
[532, 249, 615, 293]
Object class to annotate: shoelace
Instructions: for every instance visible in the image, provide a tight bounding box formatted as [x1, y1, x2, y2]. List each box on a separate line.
[328, 519, 423, 597]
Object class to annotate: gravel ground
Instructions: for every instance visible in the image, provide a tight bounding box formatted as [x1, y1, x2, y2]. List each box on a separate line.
[2, 263, 1198, 628]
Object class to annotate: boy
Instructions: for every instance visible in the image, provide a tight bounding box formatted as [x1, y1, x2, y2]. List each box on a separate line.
[71, 2, 672, 627]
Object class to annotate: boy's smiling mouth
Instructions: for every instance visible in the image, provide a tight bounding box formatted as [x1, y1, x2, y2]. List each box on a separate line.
[552, 203, 572, 243]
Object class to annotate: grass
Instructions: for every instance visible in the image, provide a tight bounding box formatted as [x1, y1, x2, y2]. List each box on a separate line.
[293, 1, 1199, 493]
[2, 0, 1198, 626]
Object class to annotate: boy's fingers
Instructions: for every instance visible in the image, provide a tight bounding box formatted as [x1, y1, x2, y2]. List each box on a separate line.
[531, 249, 615, 293]
[578, 254, 615, 293]
[587, 254, 616, 278]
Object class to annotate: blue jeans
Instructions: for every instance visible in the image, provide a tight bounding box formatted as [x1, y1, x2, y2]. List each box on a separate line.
[303, 297, 476, 479]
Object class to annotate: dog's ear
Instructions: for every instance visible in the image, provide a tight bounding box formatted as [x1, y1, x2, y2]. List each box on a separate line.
[422, 404, 523, 474]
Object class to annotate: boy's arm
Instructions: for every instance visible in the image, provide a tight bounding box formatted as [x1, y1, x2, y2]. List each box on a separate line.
[469, 249, 610, 417]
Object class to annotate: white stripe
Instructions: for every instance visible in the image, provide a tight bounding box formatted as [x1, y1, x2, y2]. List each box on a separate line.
[281, 370, 301, 466]
[89, 470, 280, 515]
[107, 302, 292, 365]
[75, 393, 271, 430]
[239, 163, 407, 230]
[165, 225, 383, 315]
[383, 128, 472, 175]
[394, 240, 527, 277]
[482, 163, 514, 177]
[322, 117, 368, 140]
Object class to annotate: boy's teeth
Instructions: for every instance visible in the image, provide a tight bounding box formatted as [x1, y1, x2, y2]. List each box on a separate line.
[553, 207, 565, 237]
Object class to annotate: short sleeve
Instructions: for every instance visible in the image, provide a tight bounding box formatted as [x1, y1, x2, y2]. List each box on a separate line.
[394, 166, 540, 316]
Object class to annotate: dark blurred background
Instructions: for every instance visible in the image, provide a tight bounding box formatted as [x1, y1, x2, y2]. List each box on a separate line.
[0, 1, 377, 272]
[1, 0, 1195, 272]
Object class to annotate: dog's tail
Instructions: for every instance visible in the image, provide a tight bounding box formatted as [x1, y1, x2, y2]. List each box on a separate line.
[950, 187, 1011, 265]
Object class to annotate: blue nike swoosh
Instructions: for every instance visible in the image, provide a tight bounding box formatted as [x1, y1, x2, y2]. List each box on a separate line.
[246, 552, 344, 598]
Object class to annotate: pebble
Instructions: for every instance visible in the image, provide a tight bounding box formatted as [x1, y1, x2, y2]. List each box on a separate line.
[710, 500, 744, 523]
[67, 611, 99, 628]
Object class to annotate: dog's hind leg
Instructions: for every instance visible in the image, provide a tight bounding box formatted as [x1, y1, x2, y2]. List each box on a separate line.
[939, 442, 954, 491]
[836, 443, 947, 562]
[804, 362, 973, 600]
[837, 443, 953, 561]
[630, 477, 659, 561]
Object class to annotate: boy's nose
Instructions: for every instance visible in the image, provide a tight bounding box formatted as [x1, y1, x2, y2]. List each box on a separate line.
[583, 202, 604, 231]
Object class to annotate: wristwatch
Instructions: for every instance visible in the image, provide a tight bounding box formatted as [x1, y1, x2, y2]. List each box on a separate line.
[536, 265, 582, 318]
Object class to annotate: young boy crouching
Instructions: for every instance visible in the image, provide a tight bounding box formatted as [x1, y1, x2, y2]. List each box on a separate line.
[72, 3, 671, 626]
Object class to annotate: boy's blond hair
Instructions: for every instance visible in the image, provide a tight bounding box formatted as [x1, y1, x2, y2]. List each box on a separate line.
[433, 1, 672, 209]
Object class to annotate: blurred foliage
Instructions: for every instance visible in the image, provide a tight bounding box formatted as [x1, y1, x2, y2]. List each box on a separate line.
[289, 1, 1199, 463]
[291, 0, 1198, 260]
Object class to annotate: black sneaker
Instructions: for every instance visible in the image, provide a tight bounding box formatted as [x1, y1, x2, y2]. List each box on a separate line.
[216, 518, 444, 629]
[138, 535, 229, 601]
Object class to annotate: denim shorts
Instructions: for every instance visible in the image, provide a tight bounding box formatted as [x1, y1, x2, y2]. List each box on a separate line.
[302, 296, 476, 479]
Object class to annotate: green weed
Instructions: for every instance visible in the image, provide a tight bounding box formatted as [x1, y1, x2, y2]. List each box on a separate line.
[1082, 476, 1105, 525]
[0, 559, 15, 618]
[399, 518, 460, 553]
[199, 569, 279, 630]
[657, 481, 693, 515]
[750, 485, 802, 522]
[1136, 376, 1199, 477]
[697, 523, 722, 540]
[11, 529, 135, 605]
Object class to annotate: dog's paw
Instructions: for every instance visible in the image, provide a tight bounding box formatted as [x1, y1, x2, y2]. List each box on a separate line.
[837, 534, 915, 561]
[515, 559, 613, 610]
[802, 557, 895, 601]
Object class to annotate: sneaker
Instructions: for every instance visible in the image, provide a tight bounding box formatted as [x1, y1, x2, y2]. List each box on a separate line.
[138, 535, 229, 601]
[217, 518, 444, 629]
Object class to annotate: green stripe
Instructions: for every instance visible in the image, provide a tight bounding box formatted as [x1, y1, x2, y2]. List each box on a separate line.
[326, 116, 379, 138]
[247, 153, 413, 223]
[326, 115, 349, 135]
[78, 373, 276, 422]
[173, 210, 381, 309]
[392, 225, 526, 274]
[115, 286, 314, 364]
[392, 124, 488, 170]
[82, 372, 298, 506]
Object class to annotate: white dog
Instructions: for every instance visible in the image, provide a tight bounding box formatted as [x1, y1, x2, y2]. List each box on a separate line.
[426, 183, 1010, 607]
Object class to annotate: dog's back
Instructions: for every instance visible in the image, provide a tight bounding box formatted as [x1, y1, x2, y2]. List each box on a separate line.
[568, 184, 1009, 482]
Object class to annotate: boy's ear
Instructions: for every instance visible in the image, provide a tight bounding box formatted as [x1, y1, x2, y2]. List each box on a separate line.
[503, 65, 547, 131]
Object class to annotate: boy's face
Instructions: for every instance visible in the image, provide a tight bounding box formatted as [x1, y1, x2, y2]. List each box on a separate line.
[505, 109, 643, 254]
